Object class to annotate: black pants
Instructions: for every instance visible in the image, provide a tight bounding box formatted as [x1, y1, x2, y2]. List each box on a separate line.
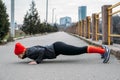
[53, 42, 88, 56]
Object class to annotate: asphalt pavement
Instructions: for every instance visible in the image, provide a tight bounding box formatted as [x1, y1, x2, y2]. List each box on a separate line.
[0, 32, 120, 80]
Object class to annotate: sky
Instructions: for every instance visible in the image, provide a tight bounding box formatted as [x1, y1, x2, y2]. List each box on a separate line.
[2, 0, 120, 24]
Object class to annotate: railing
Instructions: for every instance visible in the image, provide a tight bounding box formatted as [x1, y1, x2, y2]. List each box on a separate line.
[95, 12, 102, 41]
[66, 2, 120, 45]
[107, 2, 120, 45]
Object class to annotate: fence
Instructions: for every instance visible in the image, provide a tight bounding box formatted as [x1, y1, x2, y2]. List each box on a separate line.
[66, 2, 120, 45]
[107, 2, 120, 45]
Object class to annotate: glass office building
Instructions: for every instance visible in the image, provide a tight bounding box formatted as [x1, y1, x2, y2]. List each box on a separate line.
[60, 16, 71, 27]
[78, 6, 87, 21]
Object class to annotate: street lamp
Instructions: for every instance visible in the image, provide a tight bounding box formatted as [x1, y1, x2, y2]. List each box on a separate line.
[46, 0, 48, 25]
[10, 0, 15, 38]
[55, 14, 57, 24]
[52, 8, 55, 25]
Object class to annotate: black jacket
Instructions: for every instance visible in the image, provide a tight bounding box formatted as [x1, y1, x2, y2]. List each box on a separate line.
[22, 44, 56, 64]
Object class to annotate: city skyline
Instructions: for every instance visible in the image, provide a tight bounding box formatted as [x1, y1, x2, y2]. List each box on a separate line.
[3, 0, 119, 24]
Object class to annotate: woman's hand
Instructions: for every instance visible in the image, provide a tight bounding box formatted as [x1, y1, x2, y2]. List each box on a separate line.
[28, 61, 37, 65]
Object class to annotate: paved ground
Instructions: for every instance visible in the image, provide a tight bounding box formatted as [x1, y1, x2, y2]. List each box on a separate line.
[0, 32, 120, 80]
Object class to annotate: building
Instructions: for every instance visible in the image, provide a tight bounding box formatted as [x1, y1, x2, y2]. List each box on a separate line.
[14, 22, 22, 30]
[78, 6, 87, 21]
[60, 16, 72, 27]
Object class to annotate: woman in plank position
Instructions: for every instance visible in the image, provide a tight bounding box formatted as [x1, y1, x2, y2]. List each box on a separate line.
[14, 41, 110, 64]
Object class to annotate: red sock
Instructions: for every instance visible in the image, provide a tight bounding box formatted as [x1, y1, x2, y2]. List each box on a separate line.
[87, 46, 105, 54]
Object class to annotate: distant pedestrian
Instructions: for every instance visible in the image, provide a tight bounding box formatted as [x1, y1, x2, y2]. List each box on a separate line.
[14, 41, 110, 64]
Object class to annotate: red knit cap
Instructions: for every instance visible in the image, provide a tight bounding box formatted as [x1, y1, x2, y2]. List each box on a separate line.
[14, 42, 26, 55]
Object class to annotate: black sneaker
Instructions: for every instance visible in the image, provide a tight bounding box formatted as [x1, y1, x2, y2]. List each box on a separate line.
[102, 45, 110, 63]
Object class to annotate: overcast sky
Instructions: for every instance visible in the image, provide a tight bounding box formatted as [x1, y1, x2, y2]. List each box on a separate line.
[2, 0, 119, 24]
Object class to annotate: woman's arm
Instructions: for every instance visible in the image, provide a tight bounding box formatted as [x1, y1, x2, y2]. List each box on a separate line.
[35, 48, 44, 64]
[28, 49, 44, 64]
[27, 46, 45, 64]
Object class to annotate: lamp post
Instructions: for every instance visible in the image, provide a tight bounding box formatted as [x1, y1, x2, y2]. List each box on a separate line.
[52, 8, 55, 25]
[46, 0, 48, 25]
[55, 14, 57, 24]
[10, 0, 15, 38]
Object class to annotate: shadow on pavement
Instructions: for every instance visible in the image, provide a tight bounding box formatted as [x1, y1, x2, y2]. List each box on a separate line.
[42, 59, 81, 64]
[11, 59, 81, 65]
[11, 61, 30, 65]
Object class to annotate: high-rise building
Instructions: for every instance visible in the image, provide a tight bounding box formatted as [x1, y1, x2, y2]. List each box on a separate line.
[78, 6, 87, 21]
[60, 16, 72, 27]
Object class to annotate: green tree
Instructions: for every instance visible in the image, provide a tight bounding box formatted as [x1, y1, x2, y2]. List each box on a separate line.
[21, 0, 41, 35]
[21, 0, 58, 34]
[21, 12, 29, 34]
[0, 0, 9, 41]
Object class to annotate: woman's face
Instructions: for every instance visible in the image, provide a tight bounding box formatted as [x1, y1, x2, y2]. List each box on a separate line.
[18, 54, 23, 59]
[17, 52, 25, 59]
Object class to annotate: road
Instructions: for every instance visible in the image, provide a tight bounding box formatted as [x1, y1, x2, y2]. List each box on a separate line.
[0, 32, 120, 80]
